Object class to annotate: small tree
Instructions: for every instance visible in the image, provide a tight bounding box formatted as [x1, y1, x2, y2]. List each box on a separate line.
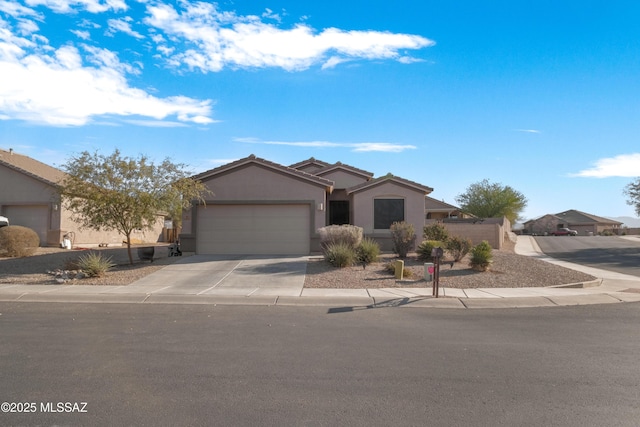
[59, 149, 210, 264]
[624, 178, 640, 217]
[455, 179, 527, 223]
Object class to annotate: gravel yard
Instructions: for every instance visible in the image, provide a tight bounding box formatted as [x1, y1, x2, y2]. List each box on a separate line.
[0, 241, 597, 288]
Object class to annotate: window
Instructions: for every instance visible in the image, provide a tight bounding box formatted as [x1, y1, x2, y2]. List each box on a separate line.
[374, 199, 404, 229]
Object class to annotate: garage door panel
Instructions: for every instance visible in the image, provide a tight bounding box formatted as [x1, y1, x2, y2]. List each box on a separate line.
[196, 204, 310, 255]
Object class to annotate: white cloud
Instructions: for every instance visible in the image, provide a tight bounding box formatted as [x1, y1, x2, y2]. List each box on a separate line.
[571, 153, 640, 178]
[234, 137, 417, 153]
[144, 1, 434, 72]
[514, 129, 541, 134]
[0, 1, 42, 18]
[106, 17, 144, 39]
[0, 31, 214, 126]
[70, 29, 90, 40]
[24, 0, 127, 14]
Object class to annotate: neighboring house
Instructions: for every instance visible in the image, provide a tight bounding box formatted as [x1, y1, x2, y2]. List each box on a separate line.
[523, 209, 623, 236]
[180, 155, 434, 254]
[0, 148, 163, 247]
[425, 197, 472, 220]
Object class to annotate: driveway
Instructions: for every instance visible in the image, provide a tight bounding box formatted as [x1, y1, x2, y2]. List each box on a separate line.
[126, 255, 308, 297]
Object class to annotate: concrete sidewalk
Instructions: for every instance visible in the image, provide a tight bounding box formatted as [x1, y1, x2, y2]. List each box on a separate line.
[1, 236, 640, 309]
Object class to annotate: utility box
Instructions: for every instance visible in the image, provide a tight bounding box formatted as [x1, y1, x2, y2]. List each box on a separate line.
[394, 260, 404, 280]
[424, 263, 434, 282]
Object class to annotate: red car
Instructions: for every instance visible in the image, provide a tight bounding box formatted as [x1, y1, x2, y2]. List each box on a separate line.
[550, 227, 578, 236]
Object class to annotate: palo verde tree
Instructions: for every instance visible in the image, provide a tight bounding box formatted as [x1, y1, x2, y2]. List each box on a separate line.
[455, 179, 527, 223]
[624, 177, 640, 216]
[59, 149, 210, 264]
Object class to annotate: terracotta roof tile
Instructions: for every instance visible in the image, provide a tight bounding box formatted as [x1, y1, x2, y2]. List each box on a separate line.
[346, 173, 433, 195]
[194, 154, 335, 189]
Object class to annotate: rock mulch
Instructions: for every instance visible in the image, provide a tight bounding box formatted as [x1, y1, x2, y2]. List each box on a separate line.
[304, 249, 597, 289]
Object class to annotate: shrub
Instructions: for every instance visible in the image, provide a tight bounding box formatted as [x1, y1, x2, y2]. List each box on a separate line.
[390, 221, 416, 258]
[77, 251, 116, 277]
[417, 240, 445, 261]
[317, 225, 363, 250]
[423, 223, 449, 242]
[469, 241, 493, 271]
[356, 237, 380, 268]
[445, 236, 473, 262]
[323, 242, 357, 268]
[0, 225, 40, 257]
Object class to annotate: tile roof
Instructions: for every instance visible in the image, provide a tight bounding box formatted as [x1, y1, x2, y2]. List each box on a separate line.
[194, 154, 335, 189]
[288, 157, 331, 170]
[313, 161, 374, 179]
[425, 196, 461, 211]
[554, 209, 623, 225]
[346, 173, 433, 195]
[0, 148, 66, 186]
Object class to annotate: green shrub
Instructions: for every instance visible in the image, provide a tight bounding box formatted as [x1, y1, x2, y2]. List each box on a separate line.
[469, 241, 493, 271]
[356, 237, 380, 268]
[0, 225, 40, 257]
[445, 236, 473, 262]
[323, 242, 357, 268]
[423, 223, 449, 242]
[417, 240, 444, 261]
[77, 251, 116, 277]
[390, 221, 416, 258]
[317, 225, 363, 250]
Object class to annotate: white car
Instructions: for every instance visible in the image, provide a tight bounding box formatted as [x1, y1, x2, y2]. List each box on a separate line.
[0, 216, 8, 228]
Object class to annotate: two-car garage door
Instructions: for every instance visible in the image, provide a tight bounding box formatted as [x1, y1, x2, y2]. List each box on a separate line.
[196, 204, 310, 255]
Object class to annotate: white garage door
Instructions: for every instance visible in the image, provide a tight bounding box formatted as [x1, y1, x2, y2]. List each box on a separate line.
[4, 205, 49, 245]
[196, 204, 310, 255]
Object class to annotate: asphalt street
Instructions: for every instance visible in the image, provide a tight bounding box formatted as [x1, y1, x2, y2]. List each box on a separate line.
[535, 236, 640, 277]
[1, 301, 640, 426]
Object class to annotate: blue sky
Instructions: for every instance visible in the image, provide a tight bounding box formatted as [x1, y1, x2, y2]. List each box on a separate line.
[2, 0, 640, 222]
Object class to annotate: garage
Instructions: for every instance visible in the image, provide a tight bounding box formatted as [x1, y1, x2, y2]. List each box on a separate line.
[3, 205, 49, 245]
[196, 204, 311, 255]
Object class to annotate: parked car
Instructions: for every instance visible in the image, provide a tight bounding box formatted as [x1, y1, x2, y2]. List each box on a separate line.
[0, 216, 8, 228]
[550, 227, 578, 236]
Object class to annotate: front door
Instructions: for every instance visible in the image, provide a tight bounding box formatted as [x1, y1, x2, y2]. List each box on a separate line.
[329, 201, 350, 225]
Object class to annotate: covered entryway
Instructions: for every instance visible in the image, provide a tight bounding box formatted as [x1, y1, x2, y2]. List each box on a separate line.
[3, 205, 49, 245]
[196, 204, 310, 255]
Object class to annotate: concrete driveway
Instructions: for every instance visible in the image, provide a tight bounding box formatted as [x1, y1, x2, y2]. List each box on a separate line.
[127, 255, 308, 297]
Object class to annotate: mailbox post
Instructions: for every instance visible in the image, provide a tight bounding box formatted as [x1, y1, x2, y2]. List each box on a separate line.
[431, 247, 444, 298]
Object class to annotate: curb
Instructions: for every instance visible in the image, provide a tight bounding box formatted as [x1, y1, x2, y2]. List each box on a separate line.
[2, 291, 640, 309]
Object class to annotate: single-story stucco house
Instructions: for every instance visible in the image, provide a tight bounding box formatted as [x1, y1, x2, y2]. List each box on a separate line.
[0, 148, 164, 247]
[179, 155, 434, 255]
[523, 209, 623, 236]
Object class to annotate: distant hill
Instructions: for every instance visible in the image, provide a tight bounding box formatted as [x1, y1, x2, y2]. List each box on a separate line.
[608, 216, 640, 228]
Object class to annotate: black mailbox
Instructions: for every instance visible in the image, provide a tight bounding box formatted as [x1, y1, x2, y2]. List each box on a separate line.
[431, 247, 444, 258]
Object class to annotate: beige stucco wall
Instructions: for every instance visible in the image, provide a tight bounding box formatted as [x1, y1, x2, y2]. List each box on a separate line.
[351, 182, 426, 251]
[441, 223, 504, 249]
[317, 169, 367, 190]
[57, 208, 164, 248]
[0, 166, 57, 203]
